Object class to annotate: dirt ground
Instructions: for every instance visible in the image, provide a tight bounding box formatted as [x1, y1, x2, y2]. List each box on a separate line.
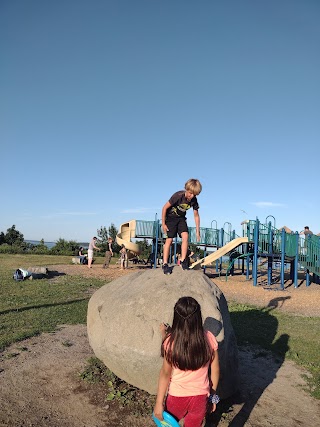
[1, 263, 320, 427]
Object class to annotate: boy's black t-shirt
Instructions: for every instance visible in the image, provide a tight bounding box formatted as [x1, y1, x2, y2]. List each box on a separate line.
[166, 190, 199, 218]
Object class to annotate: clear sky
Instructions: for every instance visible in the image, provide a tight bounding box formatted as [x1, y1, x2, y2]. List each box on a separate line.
[1, 0, 319, 242]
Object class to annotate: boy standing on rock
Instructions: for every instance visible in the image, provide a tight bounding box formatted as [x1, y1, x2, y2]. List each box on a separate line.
[161, 179, 202, 275]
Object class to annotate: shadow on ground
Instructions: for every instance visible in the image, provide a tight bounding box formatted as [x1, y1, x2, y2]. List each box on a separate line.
[205, 299, 290, 427]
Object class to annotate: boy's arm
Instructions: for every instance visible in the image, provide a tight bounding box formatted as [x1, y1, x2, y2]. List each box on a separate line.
[162, 201, 171, 233]
[194, 209, 200, 241]
[153, 357, 172, 420]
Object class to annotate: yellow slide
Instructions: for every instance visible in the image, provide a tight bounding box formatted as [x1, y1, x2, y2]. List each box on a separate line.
[190, 237, 249, 270]
[116, 220, 141, 258]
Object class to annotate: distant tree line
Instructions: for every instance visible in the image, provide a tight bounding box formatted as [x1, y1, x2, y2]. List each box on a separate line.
[0, 225, 204, 259]
[0, 224, 155, 257]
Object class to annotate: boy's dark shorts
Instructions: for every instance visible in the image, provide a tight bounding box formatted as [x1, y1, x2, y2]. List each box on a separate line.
[166, 216, 188, 238]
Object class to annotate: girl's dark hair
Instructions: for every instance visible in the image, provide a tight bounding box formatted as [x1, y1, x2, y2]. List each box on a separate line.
[163, 296, 213, 371]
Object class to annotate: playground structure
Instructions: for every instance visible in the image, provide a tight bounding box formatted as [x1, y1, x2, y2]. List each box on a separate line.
[116, 220, 141, 258]
[116, 217, 320, 289]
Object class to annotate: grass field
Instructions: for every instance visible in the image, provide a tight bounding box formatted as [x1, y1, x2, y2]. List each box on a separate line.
[0, 254, 319, 399]
[0, 254, 106, 349]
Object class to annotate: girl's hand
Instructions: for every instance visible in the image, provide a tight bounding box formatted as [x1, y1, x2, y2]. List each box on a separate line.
[206, 401, 217, 414]
[162, 224, 169, 233]
[160, 323, 170, 339]
[153, 402, 164, 420]
[160, 323, 167, 335]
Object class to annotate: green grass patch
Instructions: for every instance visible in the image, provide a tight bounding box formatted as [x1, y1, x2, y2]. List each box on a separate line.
[228, 301, 320, 399]
[0, 254, 107, 350]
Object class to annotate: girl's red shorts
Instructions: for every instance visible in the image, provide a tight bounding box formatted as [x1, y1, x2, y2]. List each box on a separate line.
[166, 394, 207, 427]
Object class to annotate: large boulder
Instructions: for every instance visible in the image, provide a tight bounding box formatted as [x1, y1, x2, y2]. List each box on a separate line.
[87, 267, 239, 398]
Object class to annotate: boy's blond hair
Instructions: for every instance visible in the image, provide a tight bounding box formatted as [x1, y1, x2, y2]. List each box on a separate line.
[185, 178, 202, 195]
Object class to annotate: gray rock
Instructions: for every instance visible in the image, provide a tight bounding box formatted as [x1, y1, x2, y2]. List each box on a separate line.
[87, 267, 239, 398]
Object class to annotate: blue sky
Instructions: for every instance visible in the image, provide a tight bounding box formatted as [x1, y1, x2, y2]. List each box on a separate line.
[1, 0, 319, 242]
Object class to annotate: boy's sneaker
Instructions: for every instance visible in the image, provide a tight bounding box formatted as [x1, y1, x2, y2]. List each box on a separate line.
[162, 264, 171, 275]
[180, 259, 189, 270]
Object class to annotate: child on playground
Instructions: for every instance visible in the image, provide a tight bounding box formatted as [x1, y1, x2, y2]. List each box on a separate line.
[161, 178, 202, 275]
[119, 244, 127, 270]
[153, 296, 220, 427]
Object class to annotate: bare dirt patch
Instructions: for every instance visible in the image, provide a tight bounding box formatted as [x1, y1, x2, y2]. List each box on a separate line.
[1, 264, 319, 426]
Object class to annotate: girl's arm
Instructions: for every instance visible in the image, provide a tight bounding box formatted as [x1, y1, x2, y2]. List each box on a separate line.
[209, 350, 220, 412]
[153, 357, 172, 420]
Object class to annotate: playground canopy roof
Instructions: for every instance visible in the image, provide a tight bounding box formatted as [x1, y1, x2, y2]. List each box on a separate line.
[278, 226, 292, 233]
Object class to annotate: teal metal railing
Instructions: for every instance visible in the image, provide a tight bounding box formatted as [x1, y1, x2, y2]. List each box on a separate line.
[245, 219, 320, 277]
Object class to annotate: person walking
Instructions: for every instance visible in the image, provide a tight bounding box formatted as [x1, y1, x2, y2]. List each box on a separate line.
[153, 296, 220, 427]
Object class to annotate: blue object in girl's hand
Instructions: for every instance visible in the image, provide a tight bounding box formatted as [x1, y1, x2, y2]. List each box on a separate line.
[152, 411, 180, 427]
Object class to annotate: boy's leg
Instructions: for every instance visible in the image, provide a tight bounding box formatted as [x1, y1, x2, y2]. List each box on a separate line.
[180, 232, 189, 262]
[177, 218, 190, 270]
[163, 238, 173, 265]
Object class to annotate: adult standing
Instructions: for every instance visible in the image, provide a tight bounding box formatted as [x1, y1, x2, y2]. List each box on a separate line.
[102, 237, 113, 268]
[88, 237, 100, 269]
[300, 226, 313, 238]
[299, 226, 313, 254]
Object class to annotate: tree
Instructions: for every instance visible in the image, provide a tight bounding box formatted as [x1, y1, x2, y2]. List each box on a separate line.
[136, 238, 151, 257]
[108, 223, 121, 253]
[0, 232, 5, 245]
[97, 226, 109, 243]
[4, 225, 24, 246]
[50, 238, 78, 254]
[97, 224, 121, 253]
[108, 223, 118, 242]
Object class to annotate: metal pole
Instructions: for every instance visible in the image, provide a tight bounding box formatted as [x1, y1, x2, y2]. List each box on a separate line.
[267, 222, 273, 285]
[154, 214, 159, 269]
[211, 220, 217, 229]
[294, 232, 299, 288]
[211, 220, 219, 272]
[280, 228, 286, 289]
[265, 215, 276, 229]
[253, 218, 259, 286]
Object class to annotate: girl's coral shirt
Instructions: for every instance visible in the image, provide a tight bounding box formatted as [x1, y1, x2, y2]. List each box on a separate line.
[163, 331, 218, 397]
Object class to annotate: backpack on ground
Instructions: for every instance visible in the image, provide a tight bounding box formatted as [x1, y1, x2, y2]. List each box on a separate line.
[13, 269, 24, 281]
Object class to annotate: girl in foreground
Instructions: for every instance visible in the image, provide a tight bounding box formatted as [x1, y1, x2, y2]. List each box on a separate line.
[154, 296, 220, 427]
